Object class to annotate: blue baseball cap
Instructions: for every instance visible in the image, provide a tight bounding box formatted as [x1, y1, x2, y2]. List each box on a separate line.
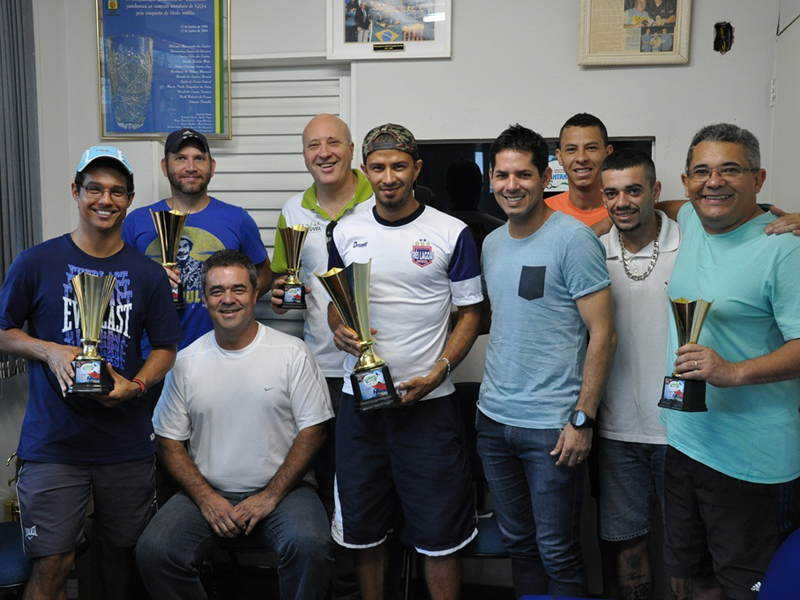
[75, 146, 134, 176]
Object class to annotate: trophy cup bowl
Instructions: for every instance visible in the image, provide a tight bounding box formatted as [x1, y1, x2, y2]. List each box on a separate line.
[69, 273, 117, 394]
[659, 297, 714, 412]
[151, 209, 189, 309]
[279, 224, 310, 310]
[316, 260, 400, 411]
[106, 35, 154, 130]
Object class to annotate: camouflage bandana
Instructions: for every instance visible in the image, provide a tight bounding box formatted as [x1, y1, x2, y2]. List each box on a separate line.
[362, 123, 418, 162]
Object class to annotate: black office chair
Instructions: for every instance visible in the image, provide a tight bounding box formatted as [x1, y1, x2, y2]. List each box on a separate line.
[0, 521, 32, 593]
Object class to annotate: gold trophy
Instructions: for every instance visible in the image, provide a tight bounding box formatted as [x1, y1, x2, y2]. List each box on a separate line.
[150, 208, 189, 309]
[316, 260, 400, 411]
[279, 224, 310, 310]
[659, 298, 714, 412]
[69, 273, 116, 394]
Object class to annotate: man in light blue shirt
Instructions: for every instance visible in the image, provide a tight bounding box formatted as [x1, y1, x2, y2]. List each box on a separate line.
[478, 124, 616, 598]
[662, 123, 800, 600]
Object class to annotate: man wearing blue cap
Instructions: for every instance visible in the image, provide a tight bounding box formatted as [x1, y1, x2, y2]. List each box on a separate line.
[0, 146, 182, 599]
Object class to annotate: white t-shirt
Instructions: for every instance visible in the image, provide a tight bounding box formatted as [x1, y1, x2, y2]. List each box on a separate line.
[154, 323, 334, 493]
[330, 204, 483, 398]
[598, 211, 680, 443]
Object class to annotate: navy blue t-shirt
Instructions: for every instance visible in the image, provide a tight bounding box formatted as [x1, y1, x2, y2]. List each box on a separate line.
[0, 234, 183, 464]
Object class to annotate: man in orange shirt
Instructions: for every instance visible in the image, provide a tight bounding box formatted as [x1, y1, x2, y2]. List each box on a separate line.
[547, 113, 614, 229]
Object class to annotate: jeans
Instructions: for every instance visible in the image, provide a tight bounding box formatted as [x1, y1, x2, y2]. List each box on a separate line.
[476, 411, 586, 597]
[598, 438, 666, 542]
[135, 486, 333, 600]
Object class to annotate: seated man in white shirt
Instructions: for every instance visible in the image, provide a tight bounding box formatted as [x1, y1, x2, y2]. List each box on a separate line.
[136, 250, 334, 600]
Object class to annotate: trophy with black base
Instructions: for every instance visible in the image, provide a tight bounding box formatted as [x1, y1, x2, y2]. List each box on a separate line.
[69, 273, 116, 394]
[279, 224, 310, 310]
[659, 297, 714, 412]
[151, 208, 189, 309]
[316, 260, 400, 411]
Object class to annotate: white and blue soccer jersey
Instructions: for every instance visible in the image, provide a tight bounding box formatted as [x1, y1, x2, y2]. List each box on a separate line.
[329, 204, 483, 399]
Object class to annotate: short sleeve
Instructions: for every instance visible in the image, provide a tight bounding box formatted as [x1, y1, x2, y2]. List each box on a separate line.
[448, 227, 483, 307]
[769, 245, 800, 342]
[562, 226, 611, 300]
[152, 366, 191, 441]
[239, 209, 268, 265]
[142, 265, 184, 347]
[0, 252, 33, 330]
[288, 344, 334, 431]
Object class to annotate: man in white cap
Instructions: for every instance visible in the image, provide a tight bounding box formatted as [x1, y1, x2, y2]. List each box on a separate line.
[0, 146, 182, 599]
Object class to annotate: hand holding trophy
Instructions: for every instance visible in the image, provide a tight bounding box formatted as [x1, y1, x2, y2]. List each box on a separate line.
[69, 273, 117, 394]
[316, 260, 400, 411]
[151, 208, 189, 309]
[659, 297, 714, 412]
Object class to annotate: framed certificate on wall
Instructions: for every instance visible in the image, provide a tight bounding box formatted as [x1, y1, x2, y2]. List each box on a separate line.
[96, 0, 232, 139]
[579, 0, 691, 66]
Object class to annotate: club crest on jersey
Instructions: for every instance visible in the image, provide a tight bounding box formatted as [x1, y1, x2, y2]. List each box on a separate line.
[411, 240, 434, 267]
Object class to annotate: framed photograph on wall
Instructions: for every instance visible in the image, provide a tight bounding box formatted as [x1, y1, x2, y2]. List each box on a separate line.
[327, 0, 451, 60]
[96, 0, 232, 139]
[578, 0, 691, 66]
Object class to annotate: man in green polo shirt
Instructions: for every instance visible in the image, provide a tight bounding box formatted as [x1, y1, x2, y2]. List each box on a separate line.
[271, 113, 375, 600]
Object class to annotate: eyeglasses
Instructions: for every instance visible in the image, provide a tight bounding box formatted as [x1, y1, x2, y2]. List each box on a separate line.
[687, 165, 759, 182]
[81, 184, 129, 200]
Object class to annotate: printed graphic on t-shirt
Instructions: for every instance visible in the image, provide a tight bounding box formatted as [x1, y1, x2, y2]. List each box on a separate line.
[144, 226, 225, 306]
[411, 239, 434, 267]
[62, 264, 133, 369]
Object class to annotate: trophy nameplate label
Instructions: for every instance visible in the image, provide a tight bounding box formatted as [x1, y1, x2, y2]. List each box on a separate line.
[351, 365, 399, 412]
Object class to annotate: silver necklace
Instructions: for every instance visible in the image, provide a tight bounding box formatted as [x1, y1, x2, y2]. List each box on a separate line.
[619, 216, 662, 281]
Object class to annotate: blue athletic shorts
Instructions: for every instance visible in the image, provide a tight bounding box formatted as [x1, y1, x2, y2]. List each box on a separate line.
[17, 457, 156, 557]
[332, 392, 476, 555]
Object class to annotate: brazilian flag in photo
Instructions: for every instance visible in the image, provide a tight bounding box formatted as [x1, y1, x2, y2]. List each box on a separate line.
[373, 25, 402, 42]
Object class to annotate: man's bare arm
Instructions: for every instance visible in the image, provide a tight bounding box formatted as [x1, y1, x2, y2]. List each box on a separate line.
[398, 303, 482, 404]
[0, 327, 80, 395]
[656, 200, 800, 235]
[158, 435, 245, 538]
[233, 424, 327, 534]
[654, 200, 687, 221]
[551, 287, 617, 467]
[94, 344, 177, 407]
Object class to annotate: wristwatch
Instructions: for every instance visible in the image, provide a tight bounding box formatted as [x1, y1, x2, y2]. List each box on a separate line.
[569, 410, 595, 429]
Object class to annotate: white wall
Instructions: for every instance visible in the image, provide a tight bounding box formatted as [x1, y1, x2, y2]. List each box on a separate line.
[233, 0, 782, 202]
[769, 14, 800, 212]
[32, 0, 784, 242]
